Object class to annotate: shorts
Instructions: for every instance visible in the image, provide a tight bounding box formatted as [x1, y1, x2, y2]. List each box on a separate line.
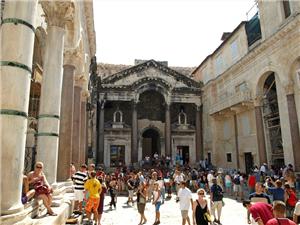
[233, 184, 241, 193]
[74, 189, 85, 202]
[137, 203, 146, 213]
[128, 190, 134, 198]
[155, 201, 161, 212]
[181, 210, 189, 219]
[85, 197, 100, 213]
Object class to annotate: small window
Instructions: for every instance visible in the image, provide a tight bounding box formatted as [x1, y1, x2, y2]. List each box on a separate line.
[113, 110, 123, 123]
[178, 111, 187, 125]
[283, 0, 291, 18]
[215, 54, 224, 76]
[226, 153, 232, 162]
[110, 145, 125, 167]
[230, 40, 239, 62]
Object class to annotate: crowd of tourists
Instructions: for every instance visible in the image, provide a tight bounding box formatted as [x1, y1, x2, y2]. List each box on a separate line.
[22, 157, 300, 225]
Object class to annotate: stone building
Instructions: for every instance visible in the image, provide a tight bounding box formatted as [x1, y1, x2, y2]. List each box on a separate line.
[91, 60, 201, 167]
[192, 0, 300, 173]
[1, 0, 96, 224]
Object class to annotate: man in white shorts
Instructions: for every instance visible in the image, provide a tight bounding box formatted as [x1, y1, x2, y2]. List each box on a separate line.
[178, 181, 193, 225]
[72, 164, 88, 214]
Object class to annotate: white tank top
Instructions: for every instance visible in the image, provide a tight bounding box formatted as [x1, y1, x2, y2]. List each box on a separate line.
[153, 190, 161, 202]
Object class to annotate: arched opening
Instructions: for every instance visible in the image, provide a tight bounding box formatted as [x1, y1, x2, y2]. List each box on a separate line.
[262, 73, 284, 168]
[142, 128, 160, 158]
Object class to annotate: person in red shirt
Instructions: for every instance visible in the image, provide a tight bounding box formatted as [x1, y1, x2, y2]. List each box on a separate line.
[243, 200, 274, 225]
[266, 201, 296, 225]
[248, 172, 256, 194]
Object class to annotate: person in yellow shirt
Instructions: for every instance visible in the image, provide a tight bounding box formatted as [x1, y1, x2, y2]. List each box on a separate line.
[84, 171, 102, 224]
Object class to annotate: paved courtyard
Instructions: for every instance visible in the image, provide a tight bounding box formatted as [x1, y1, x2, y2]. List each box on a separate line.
[100, 193, 248, 225]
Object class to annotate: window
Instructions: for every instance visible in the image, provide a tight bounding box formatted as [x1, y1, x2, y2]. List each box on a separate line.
[230, 40, 239, 62]
[226, 153, 232, 162]
[282, 0, 291, 18]
[110, 145, 125, 167]
[215, 54, 224, 76]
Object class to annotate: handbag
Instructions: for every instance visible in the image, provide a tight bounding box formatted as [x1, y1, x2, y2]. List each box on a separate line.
[34, 181, 50, 195]
[204, 212, 212, 222]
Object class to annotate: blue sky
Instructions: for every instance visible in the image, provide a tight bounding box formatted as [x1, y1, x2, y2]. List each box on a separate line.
[94, 0, 256, 67]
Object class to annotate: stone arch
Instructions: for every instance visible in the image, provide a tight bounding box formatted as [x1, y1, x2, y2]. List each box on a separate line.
[113, 109, 123, 123]
[178, 111, 187, 125]
[287, 56, 300, 90]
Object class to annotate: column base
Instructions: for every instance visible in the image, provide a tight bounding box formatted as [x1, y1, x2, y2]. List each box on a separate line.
[0, 205, 27, 225]
[1, 203, 24, 216]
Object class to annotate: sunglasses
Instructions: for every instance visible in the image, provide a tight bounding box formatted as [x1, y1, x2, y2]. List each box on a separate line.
[36, 166, 43, 169]
[198, 193, 205, 195]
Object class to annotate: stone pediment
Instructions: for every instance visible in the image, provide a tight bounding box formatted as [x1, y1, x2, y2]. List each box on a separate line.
[101, 59, 201, 90]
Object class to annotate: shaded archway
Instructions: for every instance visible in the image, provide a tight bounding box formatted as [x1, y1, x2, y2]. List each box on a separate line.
[262, 72, 284, 168]
[142, 128, 160, 158]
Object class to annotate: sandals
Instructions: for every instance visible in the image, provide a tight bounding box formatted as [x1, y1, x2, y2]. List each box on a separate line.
[47, 211, 57, 216]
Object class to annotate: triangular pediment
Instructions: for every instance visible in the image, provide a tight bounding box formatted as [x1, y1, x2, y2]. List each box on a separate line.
[101, 59, 201, 89]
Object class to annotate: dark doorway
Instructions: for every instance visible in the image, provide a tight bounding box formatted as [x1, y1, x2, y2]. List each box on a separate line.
[142, 129, 160, 158]
[177, 146, 189, 165]
[244, 152, 254, 174]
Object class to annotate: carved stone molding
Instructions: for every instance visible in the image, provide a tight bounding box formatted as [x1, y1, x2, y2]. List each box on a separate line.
[63, 48, 82, 70]
[284, 82, 295, 95]
[41, 1, 74, 28]
[253, 95, 263, 107]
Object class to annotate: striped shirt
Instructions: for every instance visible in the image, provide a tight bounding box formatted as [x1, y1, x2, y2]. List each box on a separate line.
[72, 171, 88, 190]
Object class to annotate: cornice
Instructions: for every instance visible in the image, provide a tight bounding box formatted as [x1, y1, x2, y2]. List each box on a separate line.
[41, 1, 74, 28]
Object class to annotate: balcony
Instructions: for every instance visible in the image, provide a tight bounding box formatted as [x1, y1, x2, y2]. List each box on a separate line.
[209, 90, 253, 115]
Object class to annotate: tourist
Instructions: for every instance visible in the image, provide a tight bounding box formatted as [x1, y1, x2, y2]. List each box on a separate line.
[21, 174, 35, 204]
[293, 200, 300, 224]
[157, 175, 165, 204]
[248, 172, 257, 194]
[174, 170, 185, 195]
[266, 201, 296, 225]
[108, 175, 118, 209]
[97, 177, 107, 225]
[233, 172, 243, 200]
[71, 164, 88, 214]
[27, 162, 56, 216]
[266, 179, 285, 203]
[178, 181, 193, 225]
[137, 182, 148, 225]
[126, 175, 135, 206]
[152, 182, 162, 225]
[249, 182, 271, 204]
[284, 183, 297, 219]
[192, 189, 210, 225]
[70, 163, 76, 179]
[84, 171, 102, 225]
[210, 177, 224, 224]
[224, 173, 232, 195]
[243, 200, 274, 225]
[207, 170, 214, 190]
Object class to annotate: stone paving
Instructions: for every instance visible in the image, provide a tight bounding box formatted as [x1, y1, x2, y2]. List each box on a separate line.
[100, 193, 249, 225]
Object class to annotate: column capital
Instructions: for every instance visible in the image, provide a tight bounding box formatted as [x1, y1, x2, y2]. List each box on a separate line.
[284, 82, 295, 95]
[74, 74, 87, 87]
[63, 48, 82, 69]
[81, 90, 90, 99]
[253, 95, 263, 107]
[41, 1, 74, 28]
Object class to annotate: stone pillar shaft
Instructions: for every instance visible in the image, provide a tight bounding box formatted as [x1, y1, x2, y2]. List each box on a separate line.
[72, 86, 81, 168]
[57, 65, 75, 181]
[255, 106, 267, 165]
[131, 102, 138, 163]
[165, 104, 171, 158]
[234, 114, 240, 168]
[80, 100, 87, 165]
[97, 101, 104, 165]
[36, 25, 65, 184]
[0, 0, 37, 215]
[287, 94, 300, 171]
[196, 106, 203, 161]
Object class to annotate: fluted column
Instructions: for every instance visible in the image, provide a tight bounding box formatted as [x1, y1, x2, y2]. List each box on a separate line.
[57, 64, 75, 181]
[36, 1, 74, 185]
[195, 105, 203, 161]
[165, 103, 171, 158]
[0, 0, 38, 215]
[80, 96, 87, 165]
[285, 85, 300, 171]
[254, 97, 267, 165]
[72, 85, 82, 168]
[131, 102, 138, 163]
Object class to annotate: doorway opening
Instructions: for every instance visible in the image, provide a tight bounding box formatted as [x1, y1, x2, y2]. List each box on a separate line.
[244, 152, 254, 174]
[176, 146, 190, 165]
[142, 128, 160, 158]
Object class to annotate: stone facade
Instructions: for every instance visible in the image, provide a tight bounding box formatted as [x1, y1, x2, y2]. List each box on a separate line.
[91, 60, 201, 167]
[0, 0, 96, 223]
[192, 0, 300, 172]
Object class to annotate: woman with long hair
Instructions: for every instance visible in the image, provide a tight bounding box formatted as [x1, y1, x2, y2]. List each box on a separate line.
[137, 182, 148, 225]
[192, 189, 211, 225]
[27, 162, 56, 216]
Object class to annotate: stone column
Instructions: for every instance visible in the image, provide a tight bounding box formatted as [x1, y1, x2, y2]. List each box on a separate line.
[254, 98, 267, 165]
[72, 85, 82, 169]
[36, 1, 73, 185]
[96, 100, 105, 165]
[286, 86, 300, 171]
[195, 105, 203, 161]
[0, 0, 38, 215]
[131, 102, 138, 163]
[165, 103, 171, 158]
[57, 64, 75, 181]
[233, 114, 240, 168]
[80, 96, 87, 165]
